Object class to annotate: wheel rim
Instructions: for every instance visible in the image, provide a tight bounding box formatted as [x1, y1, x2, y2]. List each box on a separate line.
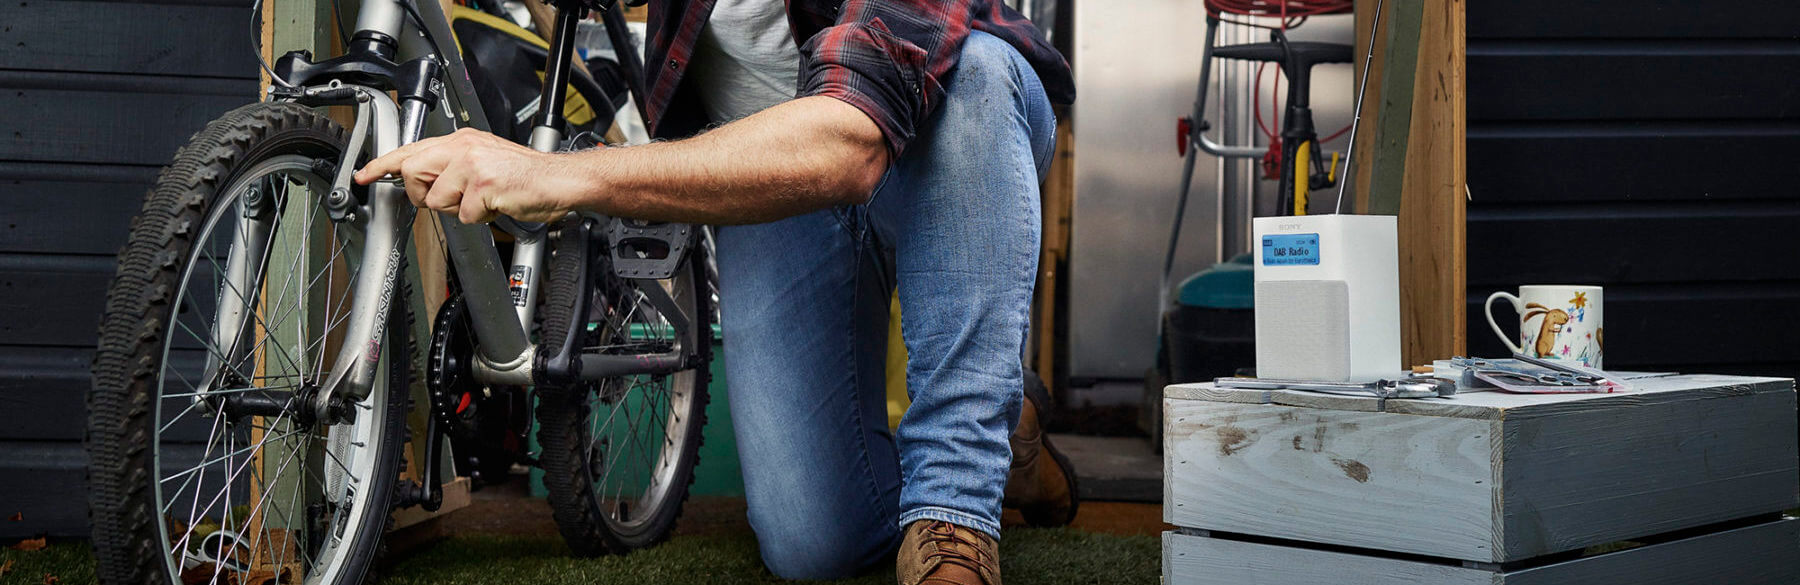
[151, 155, 388, 585]
[582, 266, 701, 534]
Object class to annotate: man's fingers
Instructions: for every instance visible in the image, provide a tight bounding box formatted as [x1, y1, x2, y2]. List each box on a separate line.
[354, 130, 470, 184]
[458, 190, 497, 225]
[355, 137, 432, 185]
[423, 165, 467, 216]
[396, 141, 465, 208]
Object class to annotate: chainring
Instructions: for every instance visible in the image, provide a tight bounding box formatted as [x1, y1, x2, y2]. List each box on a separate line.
[426, 295, 482, 442]
[428, 294, 536, 485]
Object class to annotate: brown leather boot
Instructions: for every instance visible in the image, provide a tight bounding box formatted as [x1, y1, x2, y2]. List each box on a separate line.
[897, 520, 1001, 585]
[1002, 371, 1080, 526]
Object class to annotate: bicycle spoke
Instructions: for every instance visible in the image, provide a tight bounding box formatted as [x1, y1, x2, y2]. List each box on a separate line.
[160, 383, 301, 400]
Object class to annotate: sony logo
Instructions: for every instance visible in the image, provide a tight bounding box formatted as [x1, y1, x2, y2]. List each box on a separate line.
[1279, 223, 1302, 230]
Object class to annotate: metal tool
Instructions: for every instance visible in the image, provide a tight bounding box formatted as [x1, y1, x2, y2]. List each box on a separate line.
[1435, 355, 1625, 394]
[1216, 376, 1456, 399]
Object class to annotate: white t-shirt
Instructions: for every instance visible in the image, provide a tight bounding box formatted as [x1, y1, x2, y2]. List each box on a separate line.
[687, 0, 803, 123]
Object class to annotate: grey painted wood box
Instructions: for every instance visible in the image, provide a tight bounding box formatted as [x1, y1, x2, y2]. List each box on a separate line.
[1162, 375, 1799, 563]
[1165, 517, 1800, 585]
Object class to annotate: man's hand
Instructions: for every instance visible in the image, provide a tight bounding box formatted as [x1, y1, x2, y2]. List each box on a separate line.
[354, 128, 573, 224]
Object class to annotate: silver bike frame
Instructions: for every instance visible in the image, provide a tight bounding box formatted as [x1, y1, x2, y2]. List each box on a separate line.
[240, 0, 559, 416]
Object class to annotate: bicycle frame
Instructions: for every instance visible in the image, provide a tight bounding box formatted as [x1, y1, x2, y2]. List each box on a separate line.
[211, 0, 687, 421]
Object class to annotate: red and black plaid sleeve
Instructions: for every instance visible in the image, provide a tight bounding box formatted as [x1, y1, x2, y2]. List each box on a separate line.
[796, 0, 1072, 157]
[642, 0, 1072, 156]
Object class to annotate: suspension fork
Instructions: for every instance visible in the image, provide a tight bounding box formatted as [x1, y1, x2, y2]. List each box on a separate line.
[305, 88, 538, 418]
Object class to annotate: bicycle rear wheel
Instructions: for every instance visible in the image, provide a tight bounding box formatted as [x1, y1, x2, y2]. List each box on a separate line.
[88, 102, 411, 585]
[536, 224, 714, 555]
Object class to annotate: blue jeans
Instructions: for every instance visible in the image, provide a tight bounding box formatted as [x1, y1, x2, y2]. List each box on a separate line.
[714, 31, 1057, 580]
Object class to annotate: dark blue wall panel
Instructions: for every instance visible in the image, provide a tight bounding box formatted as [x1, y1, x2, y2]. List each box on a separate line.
[1465, 1, 1800, 377]
[0, 0, 256, 539]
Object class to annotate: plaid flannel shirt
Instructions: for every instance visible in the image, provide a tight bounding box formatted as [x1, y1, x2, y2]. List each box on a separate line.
[642, 0, 1074, 157]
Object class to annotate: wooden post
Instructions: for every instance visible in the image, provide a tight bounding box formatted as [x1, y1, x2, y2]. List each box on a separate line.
[1032, 114, 1075, 394]
[260, 0, 466, 547]
[1351, 0, 1466, 366]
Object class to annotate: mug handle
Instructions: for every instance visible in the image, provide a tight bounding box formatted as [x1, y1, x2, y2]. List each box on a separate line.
[1485, 292, 1527, 354]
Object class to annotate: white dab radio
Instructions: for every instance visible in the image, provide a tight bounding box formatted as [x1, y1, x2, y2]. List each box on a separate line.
[1252, 214, 1400, 382]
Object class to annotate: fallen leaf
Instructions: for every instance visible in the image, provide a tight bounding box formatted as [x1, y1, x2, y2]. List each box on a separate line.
[1, 559, 14, 576]
[7, 513, 19, 522]
[179, 564, 215, 585]
[42, 574, 58, 585]
[9, 538, 46, 551]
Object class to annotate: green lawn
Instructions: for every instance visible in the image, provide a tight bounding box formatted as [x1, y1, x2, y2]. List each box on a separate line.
[2, 527, 1157, 584]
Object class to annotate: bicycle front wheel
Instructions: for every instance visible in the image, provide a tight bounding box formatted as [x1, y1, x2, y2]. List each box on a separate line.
[88, 102, 411, 585]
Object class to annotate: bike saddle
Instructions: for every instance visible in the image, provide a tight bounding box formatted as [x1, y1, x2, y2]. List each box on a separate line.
[1212, 41, 1353, 70]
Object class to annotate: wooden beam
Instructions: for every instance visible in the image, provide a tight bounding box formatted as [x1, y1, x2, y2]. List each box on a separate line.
[1364, 0, 1424, 215]
[1032, 114, 1074, 394]
[264, 0, 468, 532]
[1351, 0, 1466, 366]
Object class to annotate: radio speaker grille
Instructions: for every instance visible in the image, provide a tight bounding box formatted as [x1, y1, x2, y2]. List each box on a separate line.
[1254, 280, 1351, 381]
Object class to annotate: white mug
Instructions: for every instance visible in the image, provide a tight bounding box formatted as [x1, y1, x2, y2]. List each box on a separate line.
[1484, 285, 1604, 368]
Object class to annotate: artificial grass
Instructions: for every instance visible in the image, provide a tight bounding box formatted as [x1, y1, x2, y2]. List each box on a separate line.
[1, 541, 94, 584]
[0, 527, 1158, 584]
[378, 528, 1159, 585]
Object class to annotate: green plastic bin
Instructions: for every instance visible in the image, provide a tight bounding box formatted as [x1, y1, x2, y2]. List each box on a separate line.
[529, 324, 743, 497]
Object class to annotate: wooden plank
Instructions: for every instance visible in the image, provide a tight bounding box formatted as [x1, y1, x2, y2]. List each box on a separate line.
[1498, 388, 1798, 559]
[1353, 0, 1466, 366]
[1469, 1, 1800, 39]
[1349, 0, 1385, 215]
[1167, 376, 1797, 562]
[1466, 291, 1800, 367]
[0, 441, 90, 538]
[1163, 531, 1492, 585]
[1467, 211, 1800, 285]
[1467, 124, 1800, 203]
[1396, 0, 1465, 367]
[1364, 0, 1425, 215]
[0, 1, 256, 78]
[1164, 518, 1800, 585]
[0, 162, 156, 254]
[1505, 518, 1800, 585]
[1164, 400, 1501, 560]
[1383, 374, 1792, 420]
[1164, 383, 1270, 404]
[0, 72, 253, 165]
[0, 347, 92, 440]
[0, 253, 116, 347]
[1270, 389, 1384, 412]
[0, 348, 210, 440]
[389, 477, 471, 531]
[1468, 50, 1800, 121]
[1030, 115, 1072, 391]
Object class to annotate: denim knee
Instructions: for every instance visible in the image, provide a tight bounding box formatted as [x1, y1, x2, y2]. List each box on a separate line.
[751, 505, 899, 580]
[947, 31, 1030, 104]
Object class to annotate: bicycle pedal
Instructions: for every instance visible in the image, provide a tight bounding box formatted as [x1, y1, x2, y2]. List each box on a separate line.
[607, 218, 692, 280]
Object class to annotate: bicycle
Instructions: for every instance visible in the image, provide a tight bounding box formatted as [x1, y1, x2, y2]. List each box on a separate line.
[85, 0, 713, 582]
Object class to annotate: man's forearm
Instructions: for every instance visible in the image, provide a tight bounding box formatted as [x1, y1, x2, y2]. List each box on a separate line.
[556, 96, 889, 225]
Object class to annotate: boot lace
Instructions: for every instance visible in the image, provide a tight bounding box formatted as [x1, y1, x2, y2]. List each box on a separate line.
[917, 522, 993, 578]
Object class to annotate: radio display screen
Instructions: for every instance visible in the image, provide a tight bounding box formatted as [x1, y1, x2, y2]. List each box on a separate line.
[1261, 233, 1320, 266]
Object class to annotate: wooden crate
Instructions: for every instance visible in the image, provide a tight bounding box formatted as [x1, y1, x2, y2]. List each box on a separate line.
[1165, 517, 1800, 585]
[1163, 375, 1798, 563]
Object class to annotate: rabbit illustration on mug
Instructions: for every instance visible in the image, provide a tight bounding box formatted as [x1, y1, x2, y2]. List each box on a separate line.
[1521, 302, 1570, 358]
[1487, 286, 1602, 368]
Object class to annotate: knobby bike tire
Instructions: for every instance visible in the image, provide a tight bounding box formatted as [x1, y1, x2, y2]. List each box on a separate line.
[87, 102, 413, 585]
[535, 222, 714, 556]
